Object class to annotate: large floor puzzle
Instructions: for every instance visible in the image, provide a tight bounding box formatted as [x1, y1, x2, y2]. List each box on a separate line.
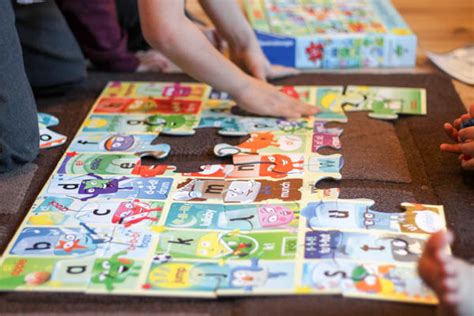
[0, 81, 442, 305]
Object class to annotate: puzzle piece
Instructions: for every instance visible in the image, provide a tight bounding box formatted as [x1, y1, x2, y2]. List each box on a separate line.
[314, 87, 348, 123]
[301, 260, 436, 303]
[342, 86, 427, 120]
[303, 229, 428, 264]
[69, 133, 171, 158]
[306, 154, 344, 186]
[102, 82, 210, 100]
[38, 112, 67, 149]
[94, 97, 202, 115]
[183, 154, 305, 179]
[27, 196, 164, 228]
[312, 121, 343, 152]
[301, 200, 445, 234]
[164, 202, 300, 232]
[156, 228, 297, 261]
[57, 152, 175, 177]
[172, 178, 304, 203]
[46, 174, 174, 201]
[83, 114, 199, 135]
[214, 131, 307, 156]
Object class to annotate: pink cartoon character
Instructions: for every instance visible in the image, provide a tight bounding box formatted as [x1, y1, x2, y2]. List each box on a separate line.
[257, 204, 295, 228]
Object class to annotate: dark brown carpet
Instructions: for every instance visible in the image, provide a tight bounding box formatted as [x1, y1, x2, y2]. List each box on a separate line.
[0, 72, 472, 316]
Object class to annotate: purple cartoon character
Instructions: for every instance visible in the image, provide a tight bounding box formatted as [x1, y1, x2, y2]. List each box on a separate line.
[78, 174, 133, 201]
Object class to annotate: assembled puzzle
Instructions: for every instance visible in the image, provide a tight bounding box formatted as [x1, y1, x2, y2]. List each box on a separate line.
[244, 0, 417, 69]
[0, 81, 442, 305]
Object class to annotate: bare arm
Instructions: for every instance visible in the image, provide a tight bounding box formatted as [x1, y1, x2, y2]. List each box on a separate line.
[139, 0, 316, 118]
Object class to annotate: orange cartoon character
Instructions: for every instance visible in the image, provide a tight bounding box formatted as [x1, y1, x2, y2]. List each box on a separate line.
[238, 132, 279, 154]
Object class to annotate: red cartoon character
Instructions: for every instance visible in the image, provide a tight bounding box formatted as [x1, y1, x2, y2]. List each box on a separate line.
[259, 154, 304, 178]
[112, 200, 162, 228]
[131, 160, 175, 177]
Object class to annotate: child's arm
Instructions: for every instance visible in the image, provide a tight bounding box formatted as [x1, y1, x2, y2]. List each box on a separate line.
[138, 0, 317, 118]
[198, 0, 298, 81]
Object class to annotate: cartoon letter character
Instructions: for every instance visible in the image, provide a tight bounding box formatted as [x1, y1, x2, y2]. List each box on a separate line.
[230, 258, 286, 292]
[91, 251, 141, 292]
[131, 160, 174, 177]
[103, 134, 136, 152]
[257, 204, 295, 228]
[259, 154, 304, 178]
[238, 132, 279, 154]
[78, 174, 133, 201]
[111, 200, 162, 227]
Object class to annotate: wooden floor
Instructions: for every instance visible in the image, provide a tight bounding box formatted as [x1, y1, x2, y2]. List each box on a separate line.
[186, 0, 474, 108]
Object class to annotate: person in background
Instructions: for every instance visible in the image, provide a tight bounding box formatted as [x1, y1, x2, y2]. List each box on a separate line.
[0, 0, 39, 173]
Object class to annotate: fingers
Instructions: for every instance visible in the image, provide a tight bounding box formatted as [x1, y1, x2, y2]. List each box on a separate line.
[469, 104, 474, 118]
[461, 157, 474, 170]
[267, 65, 301, 80]
[440, 143, 463, 154]
[458, 126, 474, 142]
[459, 141, 474, 156]
[443, 123, 459, 142]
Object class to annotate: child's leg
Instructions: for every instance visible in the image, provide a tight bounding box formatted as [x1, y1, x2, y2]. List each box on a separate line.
[418, 231, 474, 316]
[0, 1, 39, 173]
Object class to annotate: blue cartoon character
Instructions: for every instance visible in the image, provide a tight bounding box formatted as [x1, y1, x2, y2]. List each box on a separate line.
[78, 174, 133, 201]
[229, 258, 286, 292]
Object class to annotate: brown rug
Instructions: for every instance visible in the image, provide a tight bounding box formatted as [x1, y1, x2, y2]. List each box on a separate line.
[0, 72, 473, 316]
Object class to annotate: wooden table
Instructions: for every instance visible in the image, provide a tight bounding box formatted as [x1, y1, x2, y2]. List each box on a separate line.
[187, 0, 474, 108]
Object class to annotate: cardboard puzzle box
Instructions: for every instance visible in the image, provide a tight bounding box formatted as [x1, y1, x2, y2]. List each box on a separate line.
[244, 0, 417, 69]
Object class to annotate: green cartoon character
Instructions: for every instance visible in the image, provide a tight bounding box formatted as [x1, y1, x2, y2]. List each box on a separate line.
[145, 114, 196, 133]
[91, 251, 141, 292]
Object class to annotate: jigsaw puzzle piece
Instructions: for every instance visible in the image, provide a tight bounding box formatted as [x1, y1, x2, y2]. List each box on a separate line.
[70, 133, 170, 158]
[155, 228, 297, 261]
[38, 112, 67, 149]
[94, 97, 202, 115]
[102, 81, 210, 100]
[314, 87, 348, 123]
[27, 195, 164, 228]
[164, 202, 300, 232]
[83, 114, 199, 135]
[312, 121, 343, 152]
[300, 260, 437, 304]
[0, 256, 93, 291]
[171, 178, 304, 203]
[301, 200, 446, 234]
[46, 174, 174, 201]
[302, 229, 428, 264]
[343, 86, 427, 120]
[214, 131, 307, 157]
[182, 153, 305, 179]
[57, 152, 176, 177]
[306, 154, 344, 187]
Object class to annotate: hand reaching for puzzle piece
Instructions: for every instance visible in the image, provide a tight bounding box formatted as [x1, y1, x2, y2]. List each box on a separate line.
[234, 78, 319, 119]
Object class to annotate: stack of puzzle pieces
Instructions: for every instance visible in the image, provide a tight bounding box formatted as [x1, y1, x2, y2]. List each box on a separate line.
[0, 81, 443, 304]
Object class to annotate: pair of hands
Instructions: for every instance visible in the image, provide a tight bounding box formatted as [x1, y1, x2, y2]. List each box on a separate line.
[441, 105, 474, 170]
[138, 24, 317, 119]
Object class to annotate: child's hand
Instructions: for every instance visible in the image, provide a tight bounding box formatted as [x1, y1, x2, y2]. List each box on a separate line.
[459, 140, 474, 170]
[233, 77, 319, 118]
[230, 39, 299, 81]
